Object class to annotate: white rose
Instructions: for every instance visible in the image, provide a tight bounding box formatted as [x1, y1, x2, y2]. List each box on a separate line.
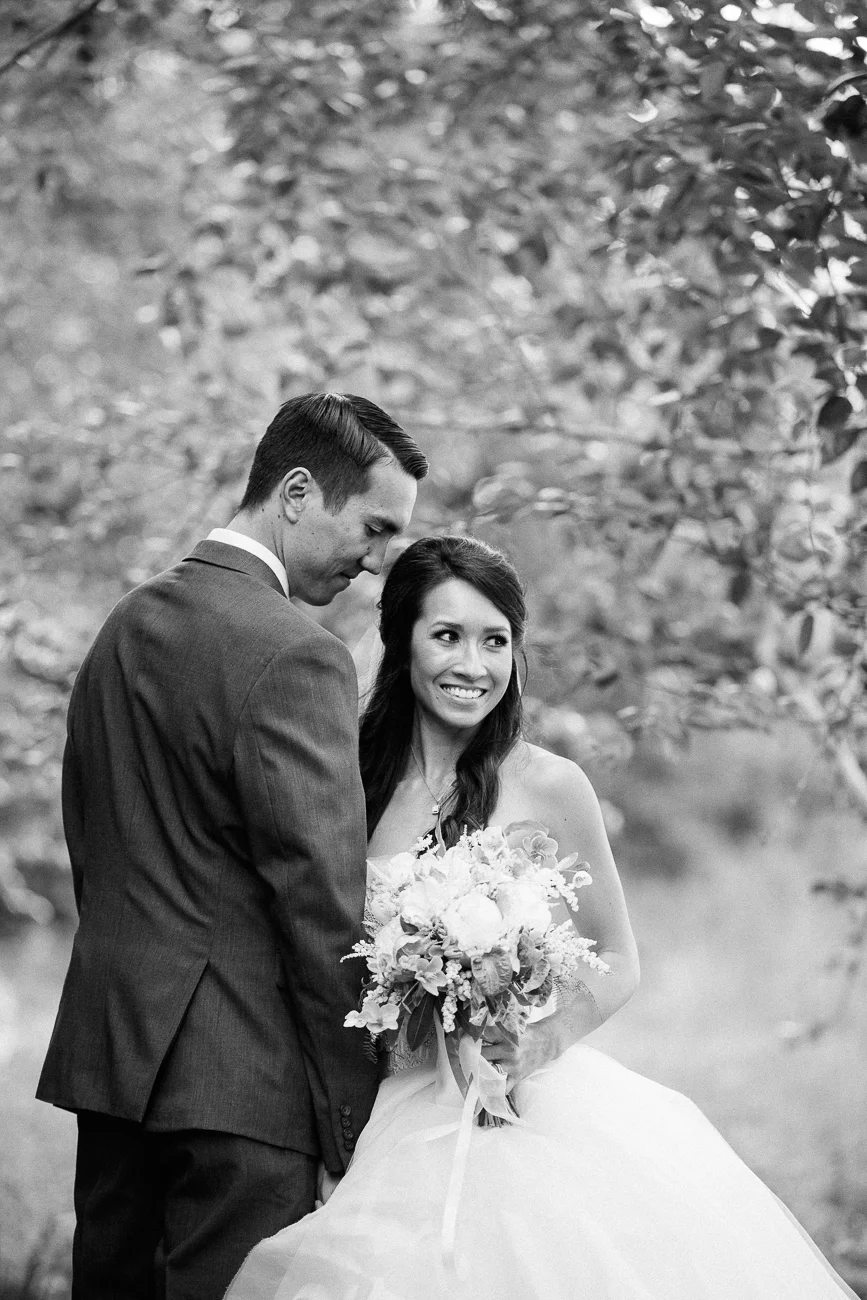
[429, 859, 472, 899]
[442, 893, 505, 956]
[399, 876, 453, 928]
[375, 851, 418, 889]
[496, 879, 552, 934]
[368, 891, 399, 926]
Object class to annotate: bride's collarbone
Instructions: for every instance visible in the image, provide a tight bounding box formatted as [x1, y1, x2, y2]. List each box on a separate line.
[368, 759, 455, 856]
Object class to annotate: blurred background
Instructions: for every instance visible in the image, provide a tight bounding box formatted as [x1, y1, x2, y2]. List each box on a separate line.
[2, 0, 867, 1293]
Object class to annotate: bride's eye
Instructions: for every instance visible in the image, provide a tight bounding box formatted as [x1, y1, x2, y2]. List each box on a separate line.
[487, 635, 510, 648]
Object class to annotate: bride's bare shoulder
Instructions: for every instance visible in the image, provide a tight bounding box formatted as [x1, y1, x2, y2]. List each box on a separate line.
[498, 741, 608, 848]
[504, 741, 599, 812]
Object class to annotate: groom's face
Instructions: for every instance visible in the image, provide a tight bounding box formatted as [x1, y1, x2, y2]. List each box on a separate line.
[289, 458, 417, 605]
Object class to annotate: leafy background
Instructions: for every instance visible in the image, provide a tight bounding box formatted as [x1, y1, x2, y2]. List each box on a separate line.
[1, 0, 867, 1293]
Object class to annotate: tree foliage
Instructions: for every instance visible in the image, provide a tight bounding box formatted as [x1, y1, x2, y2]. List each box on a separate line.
[1, 0, 867, 937]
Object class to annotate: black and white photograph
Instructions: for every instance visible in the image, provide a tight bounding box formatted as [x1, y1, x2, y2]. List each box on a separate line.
[1, 1, 867, 1296]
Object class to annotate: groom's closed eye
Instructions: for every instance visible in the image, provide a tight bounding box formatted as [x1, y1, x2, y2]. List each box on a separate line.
[365, 514, 401, 538]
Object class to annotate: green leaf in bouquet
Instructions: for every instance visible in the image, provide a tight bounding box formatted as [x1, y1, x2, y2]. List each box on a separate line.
[487, 999, 522, 1048]
[403, 983, 427, 1010]
[522, 956, 551, 994]
[455, 1006, 482, 1039]
[469, 1000, 489, 1028]
[406, 990, 437, 1051]
[492, 1021, 520, 1048]
[471, 948, 514, 996]
[520, 979, 554, 1013]
[517, 930, 543, 965]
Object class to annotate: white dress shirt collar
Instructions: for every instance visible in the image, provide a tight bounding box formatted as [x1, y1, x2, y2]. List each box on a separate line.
[206, 528, 289, 598]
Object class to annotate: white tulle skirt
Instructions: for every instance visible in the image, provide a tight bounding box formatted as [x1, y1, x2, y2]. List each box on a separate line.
[225, 1044, 856, 1300]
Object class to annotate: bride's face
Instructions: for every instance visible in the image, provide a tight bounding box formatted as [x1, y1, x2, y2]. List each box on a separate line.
[409, 577, 515, 732]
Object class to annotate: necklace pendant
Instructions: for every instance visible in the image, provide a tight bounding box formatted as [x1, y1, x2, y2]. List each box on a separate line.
[432, 802, 439, 815]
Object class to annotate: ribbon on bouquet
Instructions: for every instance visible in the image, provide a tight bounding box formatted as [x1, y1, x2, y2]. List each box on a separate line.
[422, 1016, 526, 1285]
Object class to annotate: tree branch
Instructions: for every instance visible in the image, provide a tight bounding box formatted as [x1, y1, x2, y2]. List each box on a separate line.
[0, 0, 102, 79]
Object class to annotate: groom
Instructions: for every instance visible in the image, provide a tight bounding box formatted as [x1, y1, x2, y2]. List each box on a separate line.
[37, 393, 426, 1298]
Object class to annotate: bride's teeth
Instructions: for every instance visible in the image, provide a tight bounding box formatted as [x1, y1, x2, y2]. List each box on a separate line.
[442, 686, 483, 699]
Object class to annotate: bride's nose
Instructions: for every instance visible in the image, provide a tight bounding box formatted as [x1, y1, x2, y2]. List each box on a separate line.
[453, 640, 485, 678]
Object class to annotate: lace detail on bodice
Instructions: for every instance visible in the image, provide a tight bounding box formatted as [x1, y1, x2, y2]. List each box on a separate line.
[384, 1027, 437, 1076]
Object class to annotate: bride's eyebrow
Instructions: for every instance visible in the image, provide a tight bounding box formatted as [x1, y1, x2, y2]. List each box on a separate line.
[430, 619, 510, 635]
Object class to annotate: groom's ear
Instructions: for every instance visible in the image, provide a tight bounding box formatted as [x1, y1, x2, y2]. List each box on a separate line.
[278, 467, 313, 523]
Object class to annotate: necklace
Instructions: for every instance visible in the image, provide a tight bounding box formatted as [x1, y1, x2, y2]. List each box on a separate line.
[410, 744, 454, 817]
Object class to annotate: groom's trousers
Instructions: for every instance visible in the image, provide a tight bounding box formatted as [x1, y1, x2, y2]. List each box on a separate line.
[72, 1111, 318, 1300]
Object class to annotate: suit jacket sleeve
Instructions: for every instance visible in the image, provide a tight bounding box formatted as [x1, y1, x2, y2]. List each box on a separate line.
[61, 723, 85, 915]
[233, 628, 378, 1171]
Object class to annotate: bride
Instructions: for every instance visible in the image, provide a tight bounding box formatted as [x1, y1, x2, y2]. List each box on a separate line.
[227, 535, 856, 1299]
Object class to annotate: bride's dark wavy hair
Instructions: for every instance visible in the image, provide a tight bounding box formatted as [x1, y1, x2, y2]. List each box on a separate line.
[360, 535, 526, 846]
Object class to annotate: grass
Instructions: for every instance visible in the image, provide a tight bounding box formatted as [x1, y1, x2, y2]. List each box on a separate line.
[1, 726, 866, 1295]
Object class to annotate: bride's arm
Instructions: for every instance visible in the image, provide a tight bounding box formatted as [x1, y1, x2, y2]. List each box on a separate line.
[483, 753, 640, 1087]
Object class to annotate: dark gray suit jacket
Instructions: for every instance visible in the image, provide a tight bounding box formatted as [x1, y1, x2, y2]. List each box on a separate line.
[37, 540, 378, 1170]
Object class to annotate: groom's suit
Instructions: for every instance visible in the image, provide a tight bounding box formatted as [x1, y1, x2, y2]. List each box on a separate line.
[38, 539, 378, 1296]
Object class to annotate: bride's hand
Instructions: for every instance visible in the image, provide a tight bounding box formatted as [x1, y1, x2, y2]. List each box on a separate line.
[480, 1021, 556, 1089]
[316, 1164, 342, 1207]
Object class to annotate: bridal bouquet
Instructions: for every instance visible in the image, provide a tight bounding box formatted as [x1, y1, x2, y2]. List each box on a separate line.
[344, 822, 609, 1122]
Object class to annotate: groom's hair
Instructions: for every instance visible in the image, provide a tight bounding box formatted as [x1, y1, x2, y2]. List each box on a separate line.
[239, 393, 427, 513]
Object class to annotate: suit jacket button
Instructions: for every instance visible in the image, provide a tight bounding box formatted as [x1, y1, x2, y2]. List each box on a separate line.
[339, 1104, 352, 1117]
[343, 1136, 355, 1150]
[341, 1117, 352, 1130]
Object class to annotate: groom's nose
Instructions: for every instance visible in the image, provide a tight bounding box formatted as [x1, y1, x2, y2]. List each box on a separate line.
[360, 538, 389, 575]
[359, 550, 382, 576]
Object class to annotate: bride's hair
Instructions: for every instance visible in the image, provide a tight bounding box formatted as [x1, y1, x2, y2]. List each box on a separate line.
[360, 535, 526, 846]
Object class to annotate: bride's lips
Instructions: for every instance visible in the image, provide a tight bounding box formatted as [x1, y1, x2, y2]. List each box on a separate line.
[438, 683, 487, 703]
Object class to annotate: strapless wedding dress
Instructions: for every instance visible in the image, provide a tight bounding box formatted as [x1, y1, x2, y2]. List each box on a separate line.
[225, 895, 856, 1300]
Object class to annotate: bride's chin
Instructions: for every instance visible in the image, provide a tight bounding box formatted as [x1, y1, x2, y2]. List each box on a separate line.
[419, 696, 490, 734]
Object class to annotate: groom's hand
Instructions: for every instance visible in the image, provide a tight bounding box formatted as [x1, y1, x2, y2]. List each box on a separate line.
[315, 1163, 342, 1207]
